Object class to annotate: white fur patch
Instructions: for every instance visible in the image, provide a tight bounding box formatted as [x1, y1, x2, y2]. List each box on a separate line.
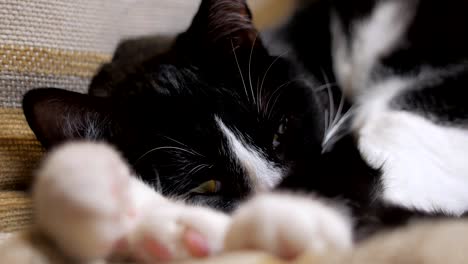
[332, 1, 414, 99]
[216, 117, 283, 191]
[353, 71, 468, 215]
[358, 108, 468, 215]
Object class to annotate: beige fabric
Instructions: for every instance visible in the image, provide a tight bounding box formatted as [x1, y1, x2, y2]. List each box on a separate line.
[2, 220, 468, 263]
[0, 191, 32, 232]
[0, 0, 202, 109]
[0, 108, 43, 190]
[0, 0, 200, 53]
[0, 71, 91, 108]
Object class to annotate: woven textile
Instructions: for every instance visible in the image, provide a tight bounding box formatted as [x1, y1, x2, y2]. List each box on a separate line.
[0, 0, 201, 108]
[0, 191, 32, 232]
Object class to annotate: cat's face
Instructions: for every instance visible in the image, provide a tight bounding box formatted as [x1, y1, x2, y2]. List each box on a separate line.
[23, 0, 325, 211]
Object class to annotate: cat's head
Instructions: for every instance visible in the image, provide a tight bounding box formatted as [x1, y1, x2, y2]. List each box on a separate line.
[23, 0, 325, 211]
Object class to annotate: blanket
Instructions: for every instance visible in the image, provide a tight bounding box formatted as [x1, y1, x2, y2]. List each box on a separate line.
[1, 219, 468, 263]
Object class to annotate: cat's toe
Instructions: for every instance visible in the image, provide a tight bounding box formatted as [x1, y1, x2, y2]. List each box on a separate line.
[33, 142, 138, 260]
[130, 203, 230, 262]
[224, 193, 353, 259]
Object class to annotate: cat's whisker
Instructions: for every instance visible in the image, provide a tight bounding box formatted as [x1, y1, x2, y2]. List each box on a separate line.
[324, 109, 330, 136]
[248, 34, 258, 105]
[161, 135, 205, 158]
[265, 79, 301, 119]
[331, 93, 346, 130]
[187, 163, 211, 176]
[323, 95, 347, 151]
[321, 70, 335, 136]
[258, 50, 290, 113]
[312, 82, 338, 137]
[264, 80, 292, 118]
[167, 162, 212, 197]
[256, 77, 261, 113]
[322, 108, 354, 154]
[313, 82, 338, 92]
[134, 146, 203, 165]
[267, 90, 287, 120]
[231, 39, 250, 102]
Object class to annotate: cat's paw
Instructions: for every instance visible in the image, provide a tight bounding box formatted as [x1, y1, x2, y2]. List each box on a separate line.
[129, 202, 230, 263]
[33, 141, 140, 260]
[224, 193, 353, 259]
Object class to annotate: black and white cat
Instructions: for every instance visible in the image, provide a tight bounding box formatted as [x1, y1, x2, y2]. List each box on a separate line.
[22, 0, 468, 261]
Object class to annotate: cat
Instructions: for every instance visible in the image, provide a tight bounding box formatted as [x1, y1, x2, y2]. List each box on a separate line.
[21, 0, 468, 261]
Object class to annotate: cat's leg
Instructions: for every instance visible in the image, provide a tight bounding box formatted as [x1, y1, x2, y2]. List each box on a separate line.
[33, 141, 230, 262]
[224, 192, 353, 259]
[33, 141, 141, 260]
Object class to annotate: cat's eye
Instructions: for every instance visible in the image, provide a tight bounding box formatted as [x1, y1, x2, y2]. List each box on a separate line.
[273, 117, 288, 150]
[190, 180, 222, 194]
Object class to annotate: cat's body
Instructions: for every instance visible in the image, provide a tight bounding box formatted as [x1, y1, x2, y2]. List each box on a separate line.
[22, 0, 468, 261]
[268, 0, 468, 231]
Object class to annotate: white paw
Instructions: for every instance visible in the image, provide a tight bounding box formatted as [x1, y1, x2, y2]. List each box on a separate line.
[33, 141, 139, 260]
[129, 201, 230, 262]
[224, 193, 353, 259]
[33, 141, 231, 263]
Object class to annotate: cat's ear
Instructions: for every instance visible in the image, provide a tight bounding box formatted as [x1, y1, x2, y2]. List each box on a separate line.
[181, 0, 268, 57]
[22, 88, 115, 149]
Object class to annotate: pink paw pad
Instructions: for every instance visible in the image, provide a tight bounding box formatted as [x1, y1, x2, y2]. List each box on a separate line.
[138, 236, 173, 262]
[183, 229, 210, 258]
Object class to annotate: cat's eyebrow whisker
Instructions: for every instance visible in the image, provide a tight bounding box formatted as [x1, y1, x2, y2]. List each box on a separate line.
[187, 163, 211, 176]
[267, 89, 287, 120]
[258, 50, 290, 114]
[248, 33, 258, 105]
[256, 77, 261, 113]
[134, 146, 203, 165]
[264, 78, 301, 119]
[231, 39, 250, 103]
[264, 81, 290, 119]
[161, 135, 205, 158]
[324, 109, 330, 135]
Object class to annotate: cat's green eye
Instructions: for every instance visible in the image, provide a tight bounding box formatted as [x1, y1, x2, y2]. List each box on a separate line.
[191, 180, 222, 194]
